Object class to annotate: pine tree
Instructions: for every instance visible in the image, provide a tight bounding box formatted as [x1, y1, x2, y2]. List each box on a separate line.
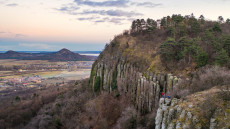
[215, 49, 229, 66]
[159, 38, 176, 61]
[223, 36, 230, 56]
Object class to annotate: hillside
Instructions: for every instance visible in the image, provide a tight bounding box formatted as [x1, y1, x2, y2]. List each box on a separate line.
[0, 48, 96, 61]
[89, 14, 230, 129]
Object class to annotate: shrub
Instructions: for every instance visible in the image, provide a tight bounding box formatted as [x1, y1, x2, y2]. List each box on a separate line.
[122, 116, 137, 129]
[55, 118, 63, 127]
[217, 90, 230, 101]
[100, 94, 121, 126]
[199, 96, 218, 128]
[15, 96, 21, 101]
[190, 66, 230, 93]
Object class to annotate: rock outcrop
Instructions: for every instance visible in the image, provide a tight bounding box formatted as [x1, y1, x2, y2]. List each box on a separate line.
[155, 88, 230, 129]
[90, 36, 230, 129]
[91, 60, 180, 113]
[155, 98, 201, 129]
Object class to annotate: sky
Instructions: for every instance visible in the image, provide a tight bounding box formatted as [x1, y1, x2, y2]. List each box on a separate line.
[0, 0, 230, 51]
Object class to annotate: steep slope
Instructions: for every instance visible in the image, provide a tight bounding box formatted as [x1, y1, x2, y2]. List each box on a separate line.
[89, 15, 230, 128]
[90, 35, 180, 114]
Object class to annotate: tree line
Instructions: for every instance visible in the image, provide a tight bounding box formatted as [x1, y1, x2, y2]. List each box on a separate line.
[129, 14, 230, 68]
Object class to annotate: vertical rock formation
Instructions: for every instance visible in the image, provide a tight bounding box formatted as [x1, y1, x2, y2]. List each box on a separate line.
[90, 60, 180, 113]
[155, 98, 200, 129]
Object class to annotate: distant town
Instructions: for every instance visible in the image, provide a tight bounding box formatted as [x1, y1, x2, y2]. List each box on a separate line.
[0, 60, 94, 92]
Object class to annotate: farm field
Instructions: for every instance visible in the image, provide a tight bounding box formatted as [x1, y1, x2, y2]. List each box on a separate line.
[0, 59, 93, 92]
[0, 59, 65, 66]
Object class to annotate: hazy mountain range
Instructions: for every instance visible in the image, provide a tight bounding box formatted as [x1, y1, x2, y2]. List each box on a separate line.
[0, 48, 97, 61]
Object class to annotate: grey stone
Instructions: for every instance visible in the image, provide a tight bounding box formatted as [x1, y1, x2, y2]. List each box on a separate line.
[177, 106, 182, 114]
[183, 124, 190, 129]
[162, 105, 169, 111]
[180, 110, 186, 119]
[155, 109, 164, 129]
[165, 98, 171, 106]
[168, 108, 176, 123]
[192, 116, 199, 124]
[176, 122, 182, 129]
[162, 109, 169, 129]
[171, 98, 178, 106]
[187, 112, 193, 120]
[210, 118, 217, 129]
[168, 123, 175, 129]
[188, 105, 193, 108]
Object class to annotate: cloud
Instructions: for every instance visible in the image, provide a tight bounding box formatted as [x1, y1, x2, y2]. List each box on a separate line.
[108, 18, 126, 24]
[15, 34, 26, 38]
[55, 0, 147, 25]
[19, 43, 51, 50]
[6, 3, 18, 7]
[77, 16, 127, 25]
[74, 0, 129, 7]
[77, 16, 100, 21]
[73, 0, 162, 8]
[55, 5, 80, 15]
[81, 9, 142, 17]
[56, 4, 142, 17]
[134, 2, 162, 8]
[0, 31, 26, 38]
[0, 0, 6, 5]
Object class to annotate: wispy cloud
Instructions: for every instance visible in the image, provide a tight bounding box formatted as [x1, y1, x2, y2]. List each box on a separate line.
[81, 9, 142, 17]
[56, 4, 142, 17]
[15, 34, 26, 38]
[74, 0, 129, 7]
[77, 16, 100, 21]
[77, 16, 127, 25]
[6, 3, 18, 7]
[55, 4, 80, 15]
[0, 0, 6, 5]
[0, 31, 26, 38]
[19, 43, 51, 50]
[133, 2, 162, 8]
[75, 9, 142, 24]
[55, 0, 160, 25]
[107, 18, 126, 24]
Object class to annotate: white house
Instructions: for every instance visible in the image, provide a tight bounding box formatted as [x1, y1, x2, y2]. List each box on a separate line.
[157, 19, 161, 29]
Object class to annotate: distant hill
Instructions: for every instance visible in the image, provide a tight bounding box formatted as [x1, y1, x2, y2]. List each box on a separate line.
[0, 48, 97, 61]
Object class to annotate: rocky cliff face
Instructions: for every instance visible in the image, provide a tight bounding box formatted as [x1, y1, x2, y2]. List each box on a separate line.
[91, 59, 180, 114]
[155, 98, 200, 129]
[155, 86, 230, 129]
[90, 36, 230, 129]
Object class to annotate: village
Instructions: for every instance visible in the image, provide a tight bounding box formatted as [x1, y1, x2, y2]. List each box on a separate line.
[0, 60, 94, 91]
[0, 75, 42, 88]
